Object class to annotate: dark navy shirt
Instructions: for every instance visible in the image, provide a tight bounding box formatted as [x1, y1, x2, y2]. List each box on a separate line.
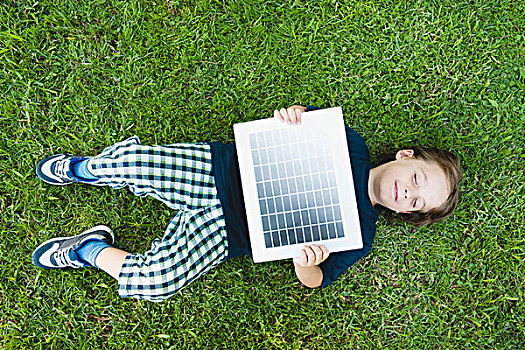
[208, 107, 379, 287]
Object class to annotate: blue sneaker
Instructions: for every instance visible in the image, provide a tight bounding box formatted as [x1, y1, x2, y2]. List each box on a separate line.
[32, 225, 114, 269]
[36, 154, 100, 185]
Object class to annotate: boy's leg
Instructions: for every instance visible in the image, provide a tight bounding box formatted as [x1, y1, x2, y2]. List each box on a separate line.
[88, 136, 217, 211]
[32, 203, 227, 302]
[117, 204, 228, 302]
[95, 247, 128, 280]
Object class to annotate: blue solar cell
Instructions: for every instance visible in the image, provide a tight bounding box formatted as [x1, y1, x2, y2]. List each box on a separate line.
[266, 132, 274, 148]
[299, 193, 308, 209]
[254, 166, 263, 182]
[298, 142, 308, 159]
[288, 229, 297, 244]
[323, 189, 331, 205]
[283, 195, 292, 211]
[301, 210, 309, 225]
[295, 227, 305, 243]
[268, 147, 276, 163]
[336, 222, 344, 238]
[333, 206, 342, 221]
[283, 146, 292, 159]
[304, 175, 314, 192]
[267, 198, 275, 214]
[314, 190, 323, 206]
[330, 188, 339, 204]
[250, 133, 258, 149]
[288, 178, 297, 193]
[285, 161, 294, 177]
[303, 226, 313, 242]
[328, 223, 337, 239]
[257, 183, 265, 197]
[296, 176, 305, 192]
[318, 158, 327, 172]
[320, 172, 329, 188]
[270, 165, 278, 179]
[274, 196, 283, 212]
[291, 194, 300, 210]
[328, 172, 337, 187]
[275, 146, 285, 162]
[264, 181, 273, 197]
[270, 215, 278, 230]
[264, 233, 272, 248]
[257, 132, 266, 148]
[259, 149, 268, 164]
[259, 199, 267, 215]
[277, 162, 286, 178]
[279, 230, 289, 246]
[326, 206, 334, 222]
[280, 179, 289, 195]
[262, 216, 270, 231]
[293, 160, 302, 174]
[312, 225, 320, 241]
[320, 224, 329, 240]
[272, 180, 281, 196]
[310, 157, 319, 172]
[317, 208, 326, 223]
[292, 211, 302, 226]
[277, 213, 286, 229]
[272, 231, 280, 247]
[302, 161, 310, 174]
[262, 165, 270, 180]
[252, 151, 260, 165]
[307, 192, 316, 207]
[272, 130, 281, 145]
[285, 212, 293, 227]
[309, 209, 318, 224]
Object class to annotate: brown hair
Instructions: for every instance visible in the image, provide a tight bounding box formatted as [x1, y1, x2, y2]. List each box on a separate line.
[373, 146, 463, 226]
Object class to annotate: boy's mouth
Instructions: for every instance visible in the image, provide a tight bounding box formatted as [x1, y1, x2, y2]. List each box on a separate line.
[394, 182, 398, 201]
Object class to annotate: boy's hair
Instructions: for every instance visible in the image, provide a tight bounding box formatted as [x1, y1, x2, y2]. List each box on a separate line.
[373, 146, 463, 226]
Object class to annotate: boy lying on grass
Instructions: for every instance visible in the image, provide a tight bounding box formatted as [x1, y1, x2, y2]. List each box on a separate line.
[32, 106, 463, 302]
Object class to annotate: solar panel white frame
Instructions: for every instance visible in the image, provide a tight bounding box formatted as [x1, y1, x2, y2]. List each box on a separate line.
[234, 107, 362, 263]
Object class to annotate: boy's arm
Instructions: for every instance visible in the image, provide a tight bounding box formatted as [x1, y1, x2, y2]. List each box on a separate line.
[293, 245, 329, 288]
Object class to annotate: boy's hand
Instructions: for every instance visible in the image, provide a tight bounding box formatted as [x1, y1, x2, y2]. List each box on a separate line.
[274, 105, 307, 125]
[293, 244, 330, 267]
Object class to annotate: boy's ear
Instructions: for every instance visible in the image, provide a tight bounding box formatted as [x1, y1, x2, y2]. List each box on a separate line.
[395, 149, 414, 160]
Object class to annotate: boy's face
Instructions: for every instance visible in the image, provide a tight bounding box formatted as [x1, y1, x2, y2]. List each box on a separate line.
[370, 150, 450, 213]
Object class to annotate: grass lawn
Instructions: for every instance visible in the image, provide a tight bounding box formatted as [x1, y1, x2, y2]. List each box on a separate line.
[1, 0, 524, 348]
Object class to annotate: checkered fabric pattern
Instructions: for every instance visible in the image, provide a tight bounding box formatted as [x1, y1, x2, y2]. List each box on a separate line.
[89, 136, 228, 302]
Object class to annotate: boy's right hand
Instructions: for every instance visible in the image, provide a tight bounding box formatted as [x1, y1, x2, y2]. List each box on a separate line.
[274, 105, 307, 125]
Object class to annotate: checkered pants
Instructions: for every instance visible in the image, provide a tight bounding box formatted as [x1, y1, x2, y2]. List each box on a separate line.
[89, 136, 228, 302]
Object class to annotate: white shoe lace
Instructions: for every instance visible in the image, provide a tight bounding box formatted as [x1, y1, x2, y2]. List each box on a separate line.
[52, 247, 85, 268]
[54, 159, 74, 180]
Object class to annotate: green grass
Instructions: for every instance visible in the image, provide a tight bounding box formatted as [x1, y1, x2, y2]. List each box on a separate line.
[1, 0, 524, 348]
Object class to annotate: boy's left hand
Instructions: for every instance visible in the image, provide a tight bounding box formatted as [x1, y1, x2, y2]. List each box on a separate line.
[293, 244, 330, 267]
[274, 105, 307, 125]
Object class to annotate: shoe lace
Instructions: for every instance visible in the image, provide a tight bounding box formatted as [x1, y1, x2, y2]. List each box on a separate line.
[55, 159, 74, 180]
[52, 247, 85, 268]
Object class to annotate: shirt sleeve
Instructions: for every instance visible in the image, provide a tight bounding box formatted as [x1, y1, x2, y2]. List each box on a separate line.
[319, 249, 370, 287]
[306, 105, 321, 112]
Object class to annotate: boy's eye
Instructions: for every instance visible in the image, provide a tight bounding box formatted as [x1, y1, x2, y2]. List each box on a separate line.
[413, 199, 418, 208]
[414, 173, 418, 185]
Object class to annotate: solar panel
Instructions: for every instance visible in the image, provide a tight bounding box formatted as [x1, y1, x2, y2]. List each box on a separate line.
[234, 107, 362, 263]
